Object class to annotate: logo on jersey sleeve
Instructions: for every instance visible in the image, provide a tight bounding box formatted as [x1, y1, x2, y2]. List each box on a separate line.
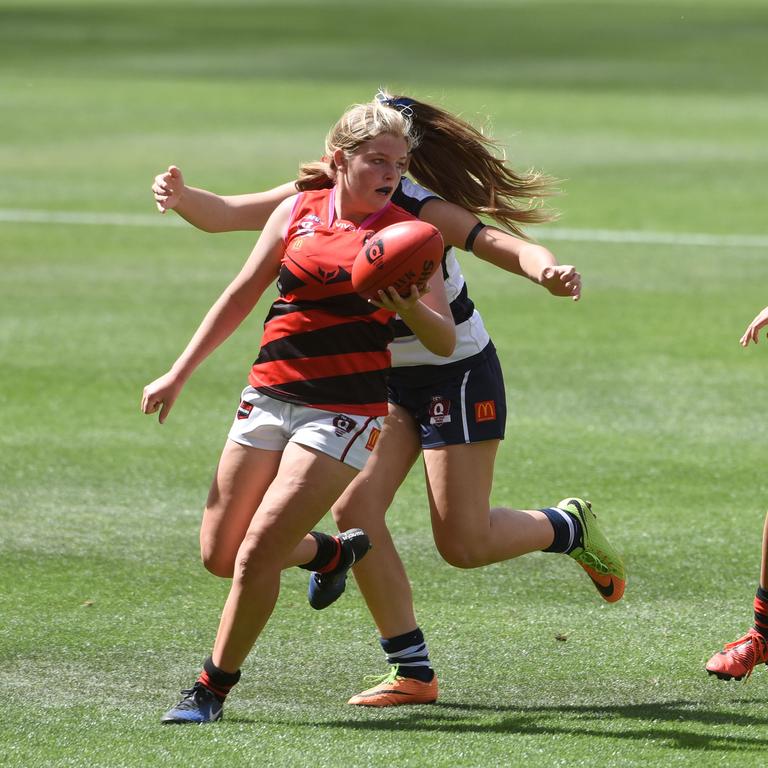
[428, 396, 452, 426]
[474, 400, 497, 423]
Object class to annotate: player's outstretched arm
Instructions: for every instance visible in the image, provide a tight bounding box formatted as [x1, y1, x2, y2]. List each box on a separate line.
[418, 197, 580, 301]
[477, 228, 581, 301]
[141, 196, 294, 423]
[152, 165, 297, 233]
[740, 306, 768, 347]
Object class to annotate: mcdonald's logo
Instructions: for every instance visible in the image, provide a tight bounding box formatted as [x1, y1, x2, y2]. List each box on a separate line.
[365, 427, 381, 451]
[474, 400, 497, 423]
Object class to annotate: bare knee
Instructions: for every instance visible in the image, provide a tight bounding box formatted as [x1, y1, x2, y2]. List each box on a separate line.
[332, 499, 388, 532]
[434, 538, 492, 569]
[232, 530, 282, 584]
[201, 546, 235, 579]
[199, 525, 237, 578]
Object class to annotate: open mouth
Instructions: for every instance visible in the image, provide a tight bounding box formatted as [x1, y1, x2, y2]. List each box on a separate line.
[375, 186, 393, 196]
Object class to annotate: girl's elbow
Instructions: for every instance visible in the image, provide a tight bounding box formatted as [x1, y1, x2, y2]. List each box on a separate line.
[433, 333, 456, 358]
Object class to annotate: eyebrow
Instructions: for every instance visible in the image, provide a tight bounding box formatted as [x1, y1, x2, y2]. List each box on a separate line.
[367, 151, 409, 161]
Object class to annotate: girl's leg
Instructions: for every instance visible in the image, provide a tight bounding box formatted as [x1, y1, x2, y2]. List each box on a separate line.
[423, 440, 554, 568]
[330, 404, 422, 638]
[199, 440, 320, 578]
[327, 405, 439, 705]
[760, 511, 768, 590]
[163, 443, 364, 722]
[422, 442, 625, 605]
[212, 442, 358, 673]
[199, 440, 282, 577]
[707, 511, 768, 680]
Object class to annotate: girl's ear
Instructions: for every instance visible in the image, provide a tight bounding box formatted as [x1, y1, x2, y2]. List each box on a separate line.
[332, 148, 346, 172]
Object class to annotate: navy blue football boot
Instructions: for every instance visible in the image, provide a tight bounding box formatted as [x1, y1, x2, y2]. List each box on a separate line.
[161, 682, 223, 724]
[308, 528, 371, 610]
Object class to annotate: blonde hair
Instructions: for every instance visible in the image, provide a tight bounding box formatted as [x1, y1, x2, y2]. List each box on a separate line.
[297, 100, 419, 191]
[378, 90, 557, 237]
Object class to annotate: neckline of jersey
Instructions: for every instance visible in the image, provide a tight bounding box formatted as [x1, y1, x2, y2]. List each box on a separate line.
[328, 186, 393, 231]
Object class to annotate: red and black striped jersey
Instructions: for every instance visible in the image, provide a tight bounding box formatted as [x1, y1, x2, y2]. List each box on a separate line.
[249, 187, 417, 416]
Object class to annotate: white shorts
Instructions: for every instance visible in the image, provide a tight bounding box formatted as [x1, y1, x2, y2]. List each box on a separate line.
[227, 386, 383, 471]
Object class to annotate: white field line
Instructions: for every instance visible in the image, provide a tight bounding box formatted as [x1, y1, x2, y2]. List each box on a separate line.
[537, 227, 768, 249]
[0, 209, 186, 228]
[1, 208, 767, 248]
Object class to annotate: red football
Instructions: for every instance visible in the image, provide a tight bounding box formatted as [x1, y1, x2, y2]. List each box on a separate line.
[352, 220, 443, 300]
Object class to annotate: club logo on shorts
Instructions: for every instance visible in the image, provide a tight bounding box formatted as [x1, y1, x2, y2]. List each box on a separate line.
[428, 396, 452, 426]
[333, 414, 358, 436]
[365, 427, 381, 451]
[474, 400, 497, 423]
[236, 401, 253, 420]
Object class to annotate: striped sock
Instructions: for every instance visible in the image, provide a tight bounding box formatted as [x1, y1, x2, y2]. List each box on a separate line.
[381, 628, 434, 683]
[754, 587, 768, 640]
[197, 656, 241, 702]
[540, 507, 583, 554]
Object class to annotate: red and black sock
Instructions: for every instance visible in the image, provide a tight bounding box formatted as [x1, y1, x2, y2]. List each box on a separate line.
[298, 531, 341, 573]
[753, 586, 768, 640]
[197, 656, 241, 702]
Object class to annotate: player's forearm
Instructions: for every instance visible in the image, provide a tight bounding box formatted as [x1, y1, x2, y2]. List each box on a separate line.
[171, 186, 241, 233]
[398, 303, 456, 358]
[174, 183, 298, 233]
[473, 227, 556, 283]
[515, 240, 559, 284]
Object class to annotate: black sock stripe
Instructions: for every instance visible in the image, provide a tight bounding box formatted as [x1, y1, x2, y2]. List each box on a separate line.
[754, 609, 768, 625]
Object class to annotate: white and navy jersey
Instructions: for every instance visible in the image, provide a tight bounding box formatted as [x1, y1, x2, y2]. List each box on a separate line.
[389, 177, 491, 369]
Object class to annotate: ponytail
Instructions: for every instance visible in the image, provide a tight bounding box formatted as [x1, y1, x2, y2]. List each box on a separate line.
[296, 160, 335, 191]
[378, 91, 557, 237]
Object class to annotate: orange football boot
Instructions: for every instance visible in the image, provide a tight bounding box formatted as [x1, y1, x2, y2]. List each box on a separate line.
[348, 666, 438, 707]
[706, 629, 768, 681]
[579, 562, 625, 603]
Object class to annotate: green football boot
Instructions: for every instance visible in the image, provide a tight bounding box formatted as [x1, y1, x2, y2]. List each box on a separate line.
[558, 497, 626, 603]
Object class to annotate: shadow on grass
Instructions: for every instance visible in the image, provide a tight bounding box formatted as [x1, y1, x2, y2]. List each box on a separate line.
[227, 699, 768, 752]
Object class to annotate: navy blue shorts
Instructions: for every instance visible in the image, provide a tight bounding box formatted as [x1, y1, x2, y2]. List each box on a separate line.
[387, 343, 506, 449]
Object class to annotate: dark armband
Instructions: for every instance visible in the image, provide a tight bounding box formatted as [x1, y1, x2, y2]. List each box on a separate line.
[464, 222, 487, 252]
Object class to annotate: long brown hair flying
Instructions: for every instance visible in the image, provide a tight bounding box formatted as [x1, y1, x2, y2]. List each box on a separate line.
[379, 90, 558, 237]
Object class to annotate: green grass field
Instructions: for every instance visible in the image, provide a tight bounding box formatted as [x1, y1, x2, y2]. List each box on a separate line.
[3, 1, 768, 766]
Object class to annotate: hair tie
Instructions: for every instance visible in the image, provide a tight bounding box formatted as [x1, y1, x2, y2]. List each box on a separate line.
[375, 91, 416, 118]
